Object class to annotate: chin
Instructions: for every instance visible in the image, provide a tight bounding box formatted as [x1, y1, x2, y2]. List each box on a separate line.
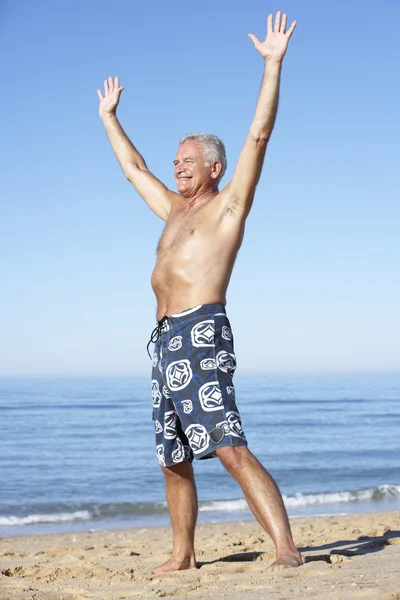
[177, 184, 190, 198]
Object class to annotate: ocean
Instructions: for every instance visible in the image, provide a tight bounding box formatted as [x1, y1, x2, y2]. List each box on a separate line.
[1, 373, 399, 537]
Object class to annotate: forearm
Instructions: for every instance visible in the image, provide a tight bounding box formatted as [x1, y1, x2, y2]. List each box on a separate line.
[250, 58, 282, 144]
[101, 113, 147, 176]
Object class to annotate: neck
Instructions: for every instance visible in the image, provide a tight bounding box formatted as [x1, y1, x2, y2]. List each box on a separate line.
[187, 187, 218, 209]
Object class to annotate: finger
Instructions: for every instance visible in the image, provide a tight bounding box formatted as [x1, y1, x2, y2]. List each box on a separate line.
[104, 79, 109, 95]
[286, 20, 297, 38]
[108, 76, 114, 93]
[97, 89, 104, 101]
[115, 75, 120, 88]
[267, 13, 273, 36]
[248, 33, 260, 47]
[281, 13, 287, 33]
[274, 11, 281, 32]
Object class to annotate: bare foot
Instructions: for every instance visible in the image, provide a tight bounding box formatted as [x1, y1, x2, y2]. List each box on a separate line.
[266, 552, 303, 573]
[153, 555, 197, 574]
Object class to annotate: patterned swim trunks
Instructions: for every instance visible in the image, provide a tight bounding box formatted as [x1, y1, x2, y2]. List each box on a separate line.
[148, 303, 247, 467]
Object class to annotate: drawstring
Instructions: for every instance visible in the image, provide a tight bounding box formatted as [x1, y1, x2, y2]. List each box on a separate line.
[146, 316, 174, 359]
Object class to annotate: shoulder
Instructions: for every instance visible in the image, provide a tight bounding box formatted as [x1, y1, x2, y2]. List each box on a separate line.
[167, 190, 184, 206]
[165, 190, 186, 218]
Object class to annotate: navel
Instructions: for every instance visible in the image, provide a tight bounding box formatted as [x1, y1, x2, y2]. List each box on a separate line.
[190, 228, 195, 235]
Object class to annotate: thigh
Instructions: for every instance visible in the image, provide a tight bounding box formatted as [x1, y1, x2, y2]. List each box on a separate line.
[151, 338, 194, 467]
[164, 312, 247, 460]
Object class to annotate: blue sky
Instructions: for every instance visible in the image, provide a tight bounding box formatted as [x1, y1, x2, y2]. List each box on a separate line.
[1, 0, 399, 377]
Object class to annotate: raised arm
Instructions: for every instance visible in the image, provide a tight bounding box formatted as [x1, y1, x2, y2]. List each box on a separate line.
[97, 76, 176, 221]
[226, 12, 297, 219]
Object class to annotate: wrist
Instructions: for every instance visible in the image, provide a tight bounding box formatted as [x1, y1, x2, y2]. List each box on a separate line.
[100, 111, 117, 122]
[264, 56, 283, 68]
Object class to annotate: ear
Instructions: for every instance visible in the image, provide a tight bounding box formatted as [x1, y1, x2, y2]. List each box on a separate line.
[210, 160, 222, 180]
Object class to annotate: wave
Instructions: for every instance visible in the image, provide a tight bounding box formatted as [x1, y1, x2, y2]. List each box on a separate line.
[0, 511, 91, 527]
[284, 484, 400, 508]
[200, 485, 400, 512]
[1, 485, 399, 527]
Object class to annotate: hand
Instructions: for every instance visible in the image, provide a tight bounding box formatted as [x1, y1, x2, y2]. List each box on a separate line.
[248, 11, 297, 62]
[97, 76, 124, 118]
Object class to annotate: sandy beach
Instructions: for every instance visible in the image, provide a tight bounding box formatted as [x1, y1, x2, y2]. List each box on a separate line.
[1, 510, 399, 599]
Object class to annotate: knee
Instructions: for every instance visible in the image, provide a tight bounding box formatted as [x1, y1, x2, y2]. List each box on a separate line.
[216, 445, 250, 474]
[160, 461, 194, 480]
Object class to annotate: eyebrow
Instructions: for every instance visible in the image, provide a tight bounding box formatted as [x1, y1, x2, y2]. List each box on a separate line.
[173, 156, 195, 164]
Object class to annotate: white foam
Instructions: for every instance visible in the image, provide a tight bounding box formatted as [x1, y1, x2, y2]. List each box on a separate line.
[0, 511, 91, 527]
[199, 499, 248, 512]
[283, 485, 400, 508]
[199, 485, 400, 512]
[2, 485, 399, 527]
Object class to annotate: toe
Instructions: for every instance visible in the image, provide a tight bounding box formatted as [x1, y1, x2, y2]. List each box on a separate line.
[266, 553, 303, 573]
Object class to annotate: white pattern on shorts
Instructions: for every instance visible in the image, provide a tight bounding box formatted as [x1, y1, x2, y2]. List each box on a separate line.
[198, 381, 224, 412]
[156, 444, 166, 466]
[151, 379, 162, 408]
[200, 358, 217, 370]
[181, 399, 193, 414]
[226, 411, 246, 439]
[216, 350, 236, 374]
[164, 410, 177, 439]
[168, 336, 183, 351]
[166, 359, 193, 390]
[222, 326, 232, 340]
[191, 320, 215, 347]
[185, 424, 210, 454]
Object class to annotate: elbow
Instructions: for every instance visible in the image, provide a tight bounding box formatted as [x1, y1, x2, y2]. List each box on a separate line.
[255, 136, 269, 148]
[250, 129, 271, 148]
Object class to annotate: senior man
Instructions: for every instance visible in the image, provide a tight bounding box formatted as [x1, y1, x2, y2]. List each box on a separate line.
[98, 11, 301, 573]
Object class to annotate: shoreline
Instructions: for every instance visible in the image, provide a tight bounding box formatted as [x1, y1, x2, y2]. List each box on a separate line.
[2, 496, 400, 539]
[1, 510, 400, 599]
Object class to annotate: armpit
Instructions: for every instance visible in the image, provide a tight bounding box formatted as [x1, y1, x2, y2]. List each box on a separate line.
[224, 194, 241, 218]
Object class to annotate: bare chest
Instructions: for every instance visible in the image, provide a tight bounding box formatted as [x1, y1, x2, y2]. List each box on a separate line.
[156, 208, 209, 257]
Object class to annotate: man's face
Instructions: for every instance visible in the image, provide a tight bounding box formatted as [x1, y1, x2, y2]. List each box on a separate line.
[174, 141, 214, 198]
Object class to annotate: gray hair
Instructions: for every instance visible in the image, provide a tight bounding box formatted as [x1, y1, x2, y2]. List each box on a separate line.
[179, 133, 227, 184]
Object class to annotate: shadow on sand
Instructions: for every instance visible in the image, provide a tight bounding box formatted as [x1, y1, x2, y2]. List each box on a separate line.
[197, 529, 400, 567]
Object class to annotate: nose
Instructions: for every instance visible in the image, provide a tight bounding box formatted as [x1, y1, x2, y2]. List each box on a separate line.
[176, 165, 186, 177]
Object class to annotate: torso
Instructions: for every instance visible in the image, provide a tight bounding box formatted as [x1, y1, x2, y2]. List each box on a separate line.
[151, 189, 246, 321]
